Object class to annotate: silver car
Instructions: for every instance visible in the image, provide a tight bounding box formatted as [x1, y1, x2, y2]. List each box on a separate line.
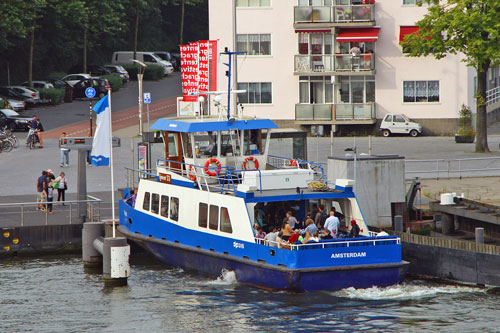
[7, 86, 40, 104]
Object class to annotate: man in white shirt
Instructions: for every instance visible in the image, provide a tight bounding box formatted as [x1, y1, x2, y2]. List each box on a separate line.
[323, 210, 339, 237]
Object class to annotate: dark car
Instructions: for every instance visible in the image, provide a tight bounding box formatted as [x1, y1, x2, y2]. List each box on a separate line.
[0, 108, 31, 131]
[155, 52, 180, 71]
[72, 78, 110, 99]
[68, 64, 111, 76]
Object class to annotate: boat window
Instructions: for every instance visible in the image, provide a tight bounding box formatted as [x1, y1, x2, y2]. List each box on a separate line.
[167, 133, 178, 157]
[181, 133, 192, 158]
[220, 207, 233, 233]
[143, 192, 150, 211]
[198, 203, 208, 228]
[209, 205, 219, 230]
[170, 197, 179, 221]
[160, 195, 169, 217]
[151, 193, 160, 214]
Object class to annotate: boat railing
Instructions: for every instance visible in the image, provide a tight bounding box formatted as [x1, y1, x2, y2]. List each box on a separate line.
[156, 158, 264, 194]
[255, 235, 400, 250]
[267, 155, 326, 182]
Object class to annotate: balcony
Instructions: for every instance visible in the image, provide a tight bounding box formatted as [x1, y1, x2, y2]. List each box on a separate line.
[294, 5, 375, 26]
[295, 103, 376, 124]
[294, 54, 375, 74]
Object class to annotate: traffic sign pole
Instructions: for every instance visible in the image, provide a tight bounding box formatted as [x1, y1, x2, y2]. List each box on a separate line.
[144, 92, 151, 132]
[85, 87, 97, 136]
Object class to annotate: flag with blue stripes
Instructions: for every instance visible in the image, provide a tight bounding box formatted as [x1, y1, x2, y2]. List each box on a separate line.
[90, 95, 111, 166]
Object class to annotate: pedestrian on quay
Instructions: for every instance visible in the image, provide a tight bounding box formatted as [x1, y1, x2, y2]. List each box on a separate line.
[36, 117, 44, 148]
[60, 132, 70, 167]
[47, 181, 54, 214]
[55, 172, 67, 205]
[47, 169, 55, 182]
[36, 170, 48, 211]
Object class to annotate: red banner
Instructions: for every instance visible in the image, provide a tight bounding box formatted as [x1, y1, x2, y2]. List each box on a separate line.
[180, 40, 217, 102]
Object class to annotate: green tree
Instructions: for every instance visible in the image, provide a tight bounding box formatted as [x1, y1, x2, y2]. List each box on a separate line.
[401, 0, 500, 152]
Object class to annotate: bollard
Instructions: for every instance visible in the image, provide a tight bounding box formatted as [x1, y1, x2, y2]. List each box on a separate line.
[475, 228, 485, 244]
[82, 222, 104, 268]
[394, 215, 403, 232]
[102, 237, 130, 286]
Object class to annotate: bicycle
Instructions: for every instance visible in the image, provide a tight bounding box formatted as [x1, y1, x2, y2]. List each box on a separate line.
[0, 135, 14, 152]
[26, 128, 39, 149]
[0, 126, 19, 148]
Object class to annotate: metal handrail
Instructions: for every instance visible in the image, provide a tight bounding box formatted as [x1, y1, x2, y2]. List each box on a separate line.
[0, 196, 102, 227]
[405, 156, 500, 179]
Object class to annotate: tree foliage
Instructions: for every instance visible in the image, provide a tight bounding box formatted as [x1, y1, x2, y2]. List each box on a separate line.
[401, 0, 500, 152]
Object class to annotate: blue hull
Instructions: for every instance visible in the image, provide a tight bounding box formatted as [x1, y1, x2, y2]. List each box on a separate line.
[120, 227, 407, 292]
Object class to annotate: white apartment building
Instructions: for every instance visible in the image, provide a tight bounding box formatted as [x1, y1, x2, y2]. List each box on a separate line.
[208, 0, 478, 135]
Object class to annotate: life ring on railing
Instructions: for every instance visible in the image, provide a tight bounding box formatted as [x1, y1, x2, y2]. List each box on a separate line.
[188, 165, 197, 181]
[289, 159, 298, 167]
[243, 156, 259, 170]
[204, 158, 222, 176]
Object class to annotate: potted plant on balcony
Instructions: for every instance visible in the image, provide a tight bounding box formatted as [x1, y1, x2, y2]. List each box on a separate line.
[363, 0, 375, 4]
[455, 104, 476, 143]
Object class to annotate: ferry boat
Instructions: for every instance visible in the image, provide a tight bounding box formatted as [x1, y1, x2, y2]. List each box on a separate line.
[118, 115, 407, 292]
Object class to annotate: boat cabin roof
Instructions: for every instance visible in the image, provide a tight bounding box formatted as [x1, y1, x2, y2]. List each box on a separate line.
[151, 117, 278, 133]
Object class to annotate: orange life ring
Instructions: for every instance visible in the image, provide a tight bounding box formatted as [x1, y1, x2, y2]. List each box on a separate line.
[188, 165, 197, 181]
[243, 156, 259, 170]
[204, 158, 222, 176]
[289, 159, 298, 167]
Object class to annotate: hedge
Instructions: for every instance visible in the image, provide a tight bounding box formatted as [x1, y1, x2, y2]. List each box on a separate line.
[37, 88, 65, 105]
[101, 73, 123, 92]
[122, 64, 165, 81]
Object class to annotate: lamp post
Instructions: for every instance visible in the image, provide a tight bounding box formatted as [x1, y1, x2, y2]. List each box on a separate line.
[132, 59, 147, 137]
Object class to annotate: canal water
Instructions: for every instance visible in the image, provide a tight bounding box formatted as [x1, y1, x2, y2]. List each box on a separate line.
[1, 255, 499, 332]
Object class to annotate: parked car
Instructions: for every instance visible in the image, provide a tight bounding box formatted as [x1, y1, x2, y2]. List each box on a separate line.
[7, 86, 40, 105]
[41, 78, 74, 102]
[112, 51, 173, 75]
[20, 81, 54, 89]
[68, 64, 111, 76]
[62, 73, 92, 87]
[0, 109, 31, 131]
[104, 65, 130, 83]
[0, 87, 36, 106]
[72, 78, 110, 99]
[5, 98, 26, 111]
[380, 113, 422, 137]
[154, 52, 179, 71]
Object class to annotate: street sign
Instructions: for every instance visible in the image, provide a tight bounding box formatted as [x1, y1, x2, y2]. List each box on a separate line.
[85, 87, 96, 99]
[144, 92, 151, 104]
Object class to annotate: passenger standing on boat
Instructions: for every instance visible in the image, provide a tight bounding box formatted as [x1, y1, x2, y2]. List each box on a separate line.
[349, 220, 360, 238]
[311, 204, 319, 221]
[125, 188, 138, 207]
[315, 205, 328, 228]
[332, 207, 345, 224]
[286, 211, 297, 229]
[324, 210, 340, 237]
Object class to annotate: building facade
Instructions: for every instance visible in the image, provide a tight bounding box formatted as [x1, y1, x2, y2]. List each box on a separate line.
[208, 0, 477, 135]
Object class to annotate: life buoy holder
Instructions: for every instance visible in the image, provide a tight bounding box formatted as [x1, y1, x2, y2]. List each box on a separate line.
[243, 156, 259, 170]
[204, 158, 222, 176]
[188, 165, 197, 181]
[289, 159, 298, 167]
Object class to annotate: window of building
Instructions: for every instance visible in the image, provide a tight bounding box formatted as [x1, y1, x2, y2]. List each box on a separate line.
[236, 34, 271, 55]
[220, 207, 233, 234]
[151, 193, 159, 214]
[298, 34, 334, 55]
[160, 195, 169, 218]
[299, 76, 333, 104]
[237, 0, 271, 6]
[170, 197, 179, 221]
[298, 0, 333, 5]
[143, 192, 150, 211]
[336, 75, 375, 104]
[403, 80, 439, 103]
[198, 203, 208, 228]
[402, 0, 424, 5]
[237, 83, 272, 104]
[209, 205, 219, 231]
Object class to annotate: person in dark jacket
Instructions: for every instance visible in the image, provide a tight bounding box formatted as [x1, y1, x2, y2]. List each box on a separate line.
[349, 220, 360, 238]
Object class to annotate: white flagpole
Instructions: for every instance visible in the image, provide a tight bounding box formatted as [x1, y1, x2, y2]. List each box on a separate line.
[108, 89, 116, 238]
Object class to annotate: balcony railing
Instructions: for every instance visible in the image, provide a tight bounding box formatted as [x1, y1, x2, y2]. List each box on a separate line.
[295, 103, 375, 121]
[294, 5, 375, 24]
[295, 54, 375, 73]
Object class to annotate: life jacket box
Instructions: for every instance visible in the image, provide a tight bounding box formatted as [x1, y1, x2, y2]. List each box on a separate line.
[241, 169, 314, 190]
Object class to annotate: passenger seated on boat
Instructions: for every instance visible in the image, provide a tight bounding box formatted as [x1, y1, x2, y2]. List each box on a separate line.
[349, 220, 360, 238]
[321, 228, 335, 240]
[303, 217, 318, 236]
[301, 231, 317, 244]
[312, 232, 320, 242]
[253, 223, 259, 236]
[377, 228, 389, 237]
[288, 229, 303, 244]
[264, 227, 279, 247]
[281, 221, 293, 242]
[256, 227, 266, 239]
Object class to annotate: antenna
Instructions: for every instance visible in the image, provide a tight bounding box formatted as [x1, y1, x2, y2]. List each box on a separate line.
[220, 48, 245, 121]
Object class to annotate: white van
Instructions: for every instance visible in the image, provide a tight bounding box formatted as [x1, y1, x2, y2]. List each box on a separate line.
[111, 51, 174, 75]
[380, 114, 422, 137]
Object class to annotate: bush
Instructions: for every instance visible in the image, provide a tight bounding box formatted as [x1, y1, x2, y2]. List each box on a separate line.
[122, 64, 165, 81]
[0, 98, 6, 108]
[37, 88, 65, 105]
[101, 73, 123, 92]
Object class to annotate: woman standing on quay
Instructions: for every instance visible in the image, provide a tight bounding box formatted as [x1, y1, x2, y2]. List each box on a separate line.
[55, 172, 67, 204]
